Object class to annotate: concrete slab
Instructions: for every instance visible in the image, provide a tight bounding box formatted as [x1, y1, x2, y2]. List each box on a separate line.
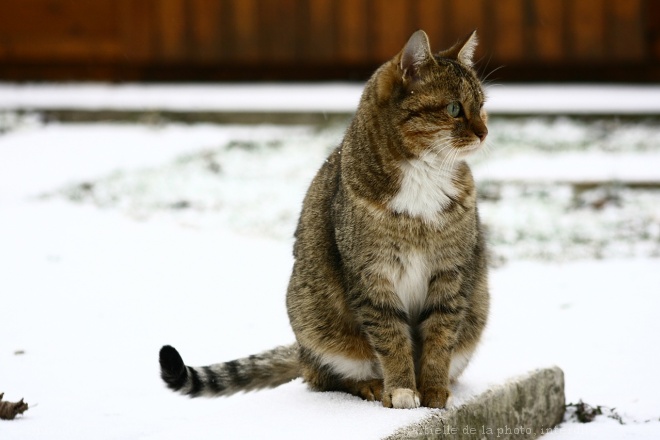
[385, 367, 565, 440]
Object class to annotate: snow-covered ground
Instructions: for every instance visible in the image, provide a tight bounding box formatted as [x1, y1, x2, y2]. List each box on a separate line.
[2, 82, 660, 114]
[1, 84, 659, 439]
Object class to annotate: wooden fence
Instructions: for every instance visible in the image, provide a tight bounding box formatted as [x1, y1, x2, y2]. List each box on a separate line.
[1, 0, 659, 82]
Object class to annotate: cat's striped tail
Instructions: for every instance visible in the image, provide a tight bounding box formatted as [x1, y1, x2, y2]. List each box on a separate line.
[159, 344, 300, 397]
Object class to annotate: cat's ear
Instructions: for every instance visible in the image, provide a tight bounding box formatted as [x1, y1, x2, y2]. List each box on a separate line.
[438, 30, 478, 67]
[400, 30, 433, 83]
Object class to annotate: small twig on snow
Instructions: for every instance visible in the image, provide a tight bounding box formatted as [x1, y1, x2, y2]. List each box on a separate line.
[0, 393, 29, 420]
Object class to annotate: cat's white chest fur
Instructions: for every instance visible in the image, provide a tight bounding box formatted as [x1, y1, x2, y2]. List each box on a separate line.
[392, 249, 430, 317]
[388, 153, 459, 222]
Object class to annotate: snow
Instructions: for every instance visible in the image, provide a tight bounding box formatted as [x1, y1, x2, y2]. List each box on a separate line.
[0, 83, 362, 113]
[1, 84, 660, 439]
[485, 85, 660, 115]
[477, 152, 660, 184]
[0, 123, 316, 204]
[2, 82, 660, 114]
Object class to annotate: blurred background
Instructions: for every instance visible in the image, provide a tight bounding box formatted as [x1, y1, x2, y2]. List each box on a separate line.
[1, 0, 659, 82]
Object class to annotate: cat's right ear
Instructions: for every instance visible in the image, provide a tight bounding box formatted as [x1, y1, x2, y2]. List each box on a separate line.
[400, 30, 433, 85]
[437, 30, 478, 67]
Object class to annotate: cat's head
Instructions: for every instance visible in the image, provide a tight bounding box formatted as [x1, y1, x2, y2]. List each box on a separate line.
[375, 30, 488, 160]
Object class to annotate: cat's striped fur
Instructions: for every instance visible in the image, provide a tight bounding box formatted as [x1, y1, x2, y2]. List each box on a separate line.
[159, 344, 299, 397]
[160, 29, 489, 409]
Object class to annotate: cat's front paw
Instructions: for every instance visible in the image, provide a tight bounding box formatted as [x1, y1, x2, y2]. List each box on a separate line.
[420, 386, 451, 408]
[382, 388, 421, 409]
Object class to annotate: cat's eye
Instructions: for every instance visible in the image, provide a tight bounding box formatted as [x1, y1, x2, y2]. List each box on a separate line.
[447, 102, 462, 118]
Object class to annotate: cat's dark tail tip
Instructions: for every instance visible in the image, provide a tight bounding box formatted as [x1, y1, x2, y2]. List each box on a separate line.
[159, 345, 187, 390]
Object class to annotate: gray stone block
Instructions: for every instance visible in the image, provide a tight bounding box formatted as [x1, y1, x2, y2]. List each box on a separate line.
[385, 367, 565, 439]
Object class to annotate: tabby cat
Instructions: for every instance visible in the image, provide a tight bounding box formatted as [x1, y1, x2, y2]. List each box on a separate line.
[159, 29, 489, 409]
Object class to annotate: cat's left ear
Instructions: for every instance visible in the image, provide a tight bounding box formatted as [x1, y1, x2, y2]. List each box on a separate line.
[438, 30, 478, 67]
[400, 30, 433, 83]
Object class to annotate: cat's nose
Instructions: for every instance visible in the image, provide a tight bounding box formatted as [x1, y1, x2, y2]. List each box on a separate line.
[470, 118, 488, 143]
[474, 127, 488, 143]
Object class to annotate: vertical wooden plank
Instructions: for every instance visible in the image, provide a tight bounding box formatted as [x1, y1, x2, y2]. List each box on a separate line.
[568, 0, 605, 60]
[474, 0, 494, 65]
[648, 0, 660, 61]
[372, 0, 410, 61]
[415, 0, 447, 46]
[0, 0, 121, 61]
[448, 0, 486, 62]
[305, 0, 337, 62]
[155, 0, 188, 62]
[119, 0, 154, 63]
[0, 0, 117, 39]
[231, 0, 260, 63]
[259, 0, 300, 63]
[607, 0, 644, 61]
[492, 0, 525, 62]
[189, 0, 223, 62]
[336, 0, 369, 63]
[450, 0, 486, 39]
[530, 0, 563, 62]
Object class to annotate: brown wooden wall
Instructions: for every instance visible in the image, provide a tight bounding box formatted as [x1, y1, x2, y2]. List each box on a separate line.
[1, 0, 659, 82]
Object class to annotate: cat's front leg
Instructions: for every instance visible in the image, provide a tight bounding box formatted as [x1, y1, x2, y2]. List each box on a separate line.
[353, 290, 420, 409]
[417, 270, 468, 408]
